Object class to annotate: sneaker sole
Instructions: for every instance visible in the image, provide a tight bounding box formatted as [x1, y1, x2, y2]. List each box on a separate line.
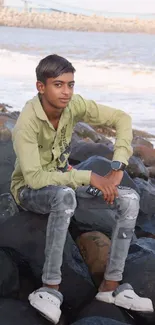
[96, 293, 154, 313]
[115, 298, 154, 312]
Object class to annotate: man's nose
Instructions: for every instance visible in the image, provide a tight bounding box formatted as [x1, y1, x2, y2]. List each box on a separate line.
[62, 85, 70, 95]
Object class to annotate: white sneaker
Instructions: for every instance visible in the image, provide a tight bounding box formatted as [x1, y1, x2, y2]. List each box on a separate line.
[28, 289, 62, 324]
[96, 283, 154, 312]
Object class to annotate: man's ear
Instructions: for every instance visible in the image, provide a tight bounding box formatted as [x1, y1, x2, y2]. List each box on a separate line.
[36, 81, 45, 94]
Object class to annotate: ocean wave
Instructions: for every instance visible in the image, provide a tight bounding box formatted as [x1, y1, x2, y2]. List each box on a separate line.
[0, 49, 38, 77]
[0, 48, 155, 90]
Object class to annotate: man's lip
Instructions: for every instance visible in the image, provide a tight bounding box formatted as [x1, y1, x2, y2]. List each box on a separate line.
[59, 98, 70, 101]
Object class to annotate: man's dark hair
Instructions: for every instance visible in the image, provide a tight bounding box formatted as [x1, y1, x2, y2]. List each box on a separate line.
[36, 54, 76, 84]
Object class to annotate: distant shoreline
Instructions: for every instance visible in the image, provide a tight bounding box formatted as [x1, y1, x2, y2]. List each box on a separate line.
[1, 8, 155, 34]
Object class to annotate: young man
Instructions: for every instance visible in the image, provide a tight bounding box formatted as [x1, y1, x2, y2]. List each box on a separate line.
[11, 54, 153, 324]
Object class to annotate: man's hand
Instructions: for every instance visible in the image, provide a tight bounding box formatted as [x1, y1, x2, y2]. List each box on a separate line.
[90, 172, 118, 204]
[90, 170, 123, 205]
[104, 170, 124, 187]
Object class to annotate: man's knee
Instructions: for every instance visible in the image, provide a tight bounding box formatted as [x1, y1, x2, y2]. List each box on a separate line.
[117, 187, 140, 220]
[51, 186, 77, 213]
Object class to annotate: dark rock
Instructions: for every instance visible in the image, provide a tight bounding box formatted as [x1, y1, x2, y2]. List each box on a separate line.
[124, 238, 155, 324]
[0, 126, 12, 142]
[71, 317, 130, 325]
[133, 178, 155, 237]
[127, 156, 149, 180]
[0, 299, 51, 325]
[0, 140, 16, 194]
[60, 233, 96, 320]
[73, 122, 113, 147]
[136, 209, 155, 238]
[0, 246, 35, 301]
[0, 112, 17, 131]
[135, 225, 155, 240]
[134, 178, 155, 217]
[72, 300, 135, 325]
[132, 136, 153, 148]
[0, 193, 19, 224]
[69, 140, 113, 165]
[147, 166, 155, 178]
[71, 131, 94, 144]
[0, 103, 12, 112]
[0, 112, 17, 193]
[0, 248, 20, 298]
[133, 145, 155, 167]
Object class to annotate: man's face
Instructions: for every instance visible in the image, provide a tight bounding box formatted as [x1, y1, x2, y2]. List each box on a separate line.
[37, 72, 75, 109]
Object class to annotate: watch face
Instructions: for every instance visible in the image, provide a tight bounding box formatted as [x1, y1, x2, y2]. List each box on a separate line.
[111, 161, 121, 170]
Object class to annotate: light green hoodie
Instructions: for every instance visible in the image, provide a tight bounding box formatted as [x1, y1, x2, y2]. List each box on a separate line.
[11, 94, 133, 204]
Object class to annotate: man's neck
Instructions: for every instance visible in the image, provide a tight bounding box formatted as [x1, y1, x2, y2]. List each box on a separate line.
[39, 94, 63, 121]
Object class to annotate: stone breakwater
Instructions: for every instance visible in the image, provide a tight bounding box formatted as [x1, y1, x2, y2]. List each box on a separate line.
[1, 7, 155, 33]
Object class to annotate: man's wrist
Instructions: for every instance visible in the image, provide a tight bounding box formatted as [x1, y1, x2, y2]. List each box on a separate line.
[111, 161, 126, 171]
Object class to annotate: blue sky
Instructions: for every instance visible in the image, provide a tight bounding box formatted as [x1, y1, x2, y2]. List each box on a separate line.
[5, 0, 155, 14]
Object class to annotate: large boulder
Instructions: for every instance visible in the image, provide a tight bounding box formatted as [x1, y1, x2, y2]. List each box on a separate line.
[134, 178, 155, 236]
[0, 112, 17, 194]
[0, 193, 19, 224]
[123, 238, 155, 324]
[76, 232, 110, 286]
[132, 177, 155, 239]
[126, 156, 149, 180]
[69, 140, 113, 165]
[71, 317, 132, 325]
[0, 246, 35, 301]
[147, 166, 155, 178]
[73, 122, 113, 147]
[0, 248, 20, 298]
[132, 137, 153, 148]
[133, 145, 155, 167]
[0, 139, 16, 194]
[71, 300, 135, 325]
[0, 299, 53, 325]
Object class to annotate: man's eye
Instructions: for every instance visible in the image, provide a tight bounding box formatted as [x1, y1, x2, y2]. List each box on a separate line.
[55, 83, 62, 87]
[69, 84, 74, 88]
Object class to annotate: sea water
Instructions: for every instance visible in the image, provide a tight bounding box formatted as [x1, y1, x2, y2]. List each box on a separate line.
[0, 26, 155, 136]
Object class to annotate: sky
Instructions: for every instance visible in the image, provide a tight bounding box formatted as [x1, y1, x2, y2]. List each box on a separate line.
[4, 0, 155, 14]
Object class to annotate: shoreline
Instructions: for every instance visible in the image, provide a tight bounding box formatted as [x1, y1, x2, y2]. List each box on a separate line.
[0, 8, 155, 34]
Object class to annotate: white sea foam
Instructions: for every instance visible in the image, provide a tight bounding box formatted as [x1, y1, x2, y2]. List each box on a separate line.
[0, 48, 155, 136]
[1, 49, 155, 90]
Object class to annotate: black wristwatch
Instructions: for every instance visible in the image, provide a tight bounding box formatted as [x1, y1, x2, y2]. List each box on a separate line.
[111, 161, 126, 171]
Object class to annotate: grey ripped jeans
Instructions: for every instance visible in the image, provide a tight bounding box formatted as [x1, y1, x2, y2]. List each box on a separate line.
[19, 183, 139, 286]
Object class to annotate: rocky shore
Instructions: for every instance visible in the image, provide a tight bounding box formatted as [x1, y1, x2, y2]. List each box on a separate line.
[1, 104, 155, 325]
[1, 7, 155, 33]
